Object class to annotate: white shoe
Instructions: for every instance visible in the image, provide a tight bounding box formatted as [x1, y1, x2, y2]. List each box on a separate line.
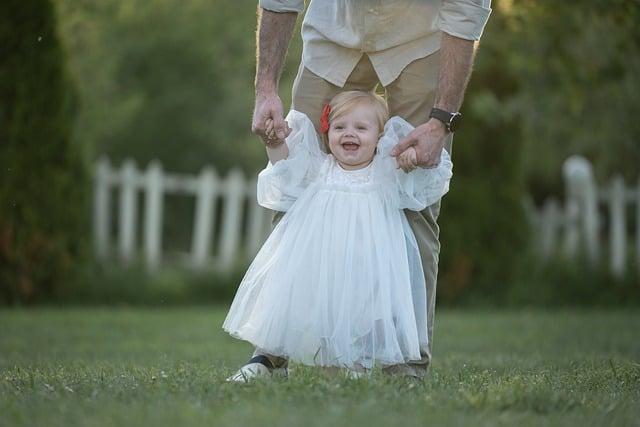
[225, 355, 288, 383]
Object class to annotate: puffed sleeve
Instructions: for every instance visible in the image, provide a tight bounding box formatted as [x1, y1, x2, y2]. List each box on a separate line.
[436, 0, 492, 41]
[256, 110, 327, 211]
[259, 0, 305, 13]
[377, 116, 454, 211]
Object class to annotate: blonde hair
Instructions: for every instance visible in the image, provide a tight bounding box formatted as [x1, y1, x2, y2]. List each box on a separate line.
[321, 90, 389, 151]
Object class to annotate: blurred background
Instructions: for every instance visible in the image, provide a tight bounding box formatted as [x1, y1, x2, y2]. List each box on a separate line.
[1, 0, 639, 307]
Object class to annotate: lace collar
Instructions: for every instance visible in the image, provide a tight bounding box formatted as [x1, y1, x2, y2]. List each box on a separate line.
[327, 156, 374, 185]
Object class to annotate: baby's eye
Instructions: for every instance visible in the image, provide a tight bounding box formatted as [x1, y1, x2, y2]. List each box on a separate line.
[357, 126, 367, 130]
[334, 125, 344, 130]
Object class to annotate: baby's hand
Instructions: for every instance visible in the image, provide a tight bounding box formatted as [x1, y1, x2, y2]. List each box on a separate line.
[396, 146, 418, 173]
[264, 118, 291, 146]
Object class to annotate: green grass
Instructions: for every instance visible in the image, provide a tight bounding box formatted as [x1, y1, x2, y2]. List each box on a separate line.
[1, 307, 638, 426]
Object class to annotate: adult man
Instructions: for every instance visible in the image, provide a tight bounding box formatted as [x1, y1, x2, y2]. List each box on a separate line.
[227, 0, 491, 381]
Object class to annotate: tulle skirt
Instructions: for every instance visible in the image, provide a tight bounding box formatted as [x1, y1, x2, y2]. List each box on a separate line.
[222, 184, 427, 369]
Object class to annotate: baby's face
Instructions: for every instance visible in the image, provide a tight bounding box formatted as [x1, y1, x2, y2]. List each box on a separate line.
[328, 103, 380, 170]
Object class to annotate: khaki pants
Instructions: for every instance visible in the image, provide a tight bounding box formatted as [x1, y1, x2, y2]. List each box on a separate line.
[256, 51, 453, 378]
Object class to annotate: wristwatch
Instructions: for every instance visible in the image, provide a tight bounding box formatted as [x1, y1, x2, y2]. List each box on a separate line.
[429, 108, 462, 133]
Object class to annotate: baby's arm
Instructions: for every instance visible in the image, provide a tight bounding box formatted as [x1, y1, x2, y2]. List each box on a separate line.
[396, 146, 418, 173]
[264, 118, 290, 163]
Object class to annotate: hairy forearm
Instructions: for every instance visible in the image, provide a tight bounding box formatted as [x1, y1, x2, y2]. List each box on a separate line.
[434, 32, 478, 112]
[255, 8, 298, 95]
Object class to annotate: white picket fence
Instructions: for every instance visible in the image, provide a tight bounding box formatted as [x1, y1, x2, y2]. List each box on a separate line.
[93, 157, 273, 271]
[95, 155, 639, 277]
[524, 155, 640, 277]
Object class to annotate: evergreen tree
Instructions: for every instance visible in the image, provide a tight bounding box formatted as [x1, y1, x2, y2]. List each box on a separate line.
[0, 0, 88, 303]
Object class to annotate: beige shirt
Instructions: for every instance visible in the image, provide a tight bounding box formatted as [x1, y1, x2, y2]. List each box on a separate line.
[259, 0, 492, 87]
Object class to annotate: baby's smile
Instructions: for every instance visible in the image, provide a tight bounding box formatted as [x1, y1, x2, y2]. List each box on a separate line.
[341, 141, 360, 151]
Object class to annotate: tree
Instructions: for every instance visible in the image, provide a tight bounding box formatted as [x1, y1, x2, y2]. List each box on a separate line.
[0, 0, 89, 303]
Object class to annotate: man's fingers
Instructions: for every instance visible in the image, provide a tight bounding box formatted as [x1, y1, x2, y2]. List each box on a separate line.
[279, 121, 292, 139]
[251, 109, 270, 135]
[391, 134, 417, 157]
[273, 116, 287, 140]
[252, 94, 285, 139]
[265, 119, 273, 134]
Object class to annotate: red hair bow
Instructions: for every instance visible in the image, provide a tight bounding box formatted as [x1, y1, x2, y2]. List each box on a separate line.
[320, 104, 331, 134]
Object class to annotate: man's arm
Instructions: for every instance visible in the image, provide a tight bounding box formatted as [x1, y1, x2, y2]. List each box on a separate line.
[433, 33, 477, 113]
[433, 0, 491, 111]
[391, 1, 491, 167]
[390, 33, 478, 166]
[252, 7, 299, 144]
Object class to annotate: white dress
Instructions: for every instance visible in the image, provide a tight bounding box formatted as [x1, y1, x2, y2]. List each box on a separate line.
[222, 110, 453, 370]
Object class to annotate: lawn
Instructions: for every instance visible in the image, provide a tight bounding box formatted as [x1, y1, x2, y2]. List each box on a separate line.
[1, 307, 638, 426]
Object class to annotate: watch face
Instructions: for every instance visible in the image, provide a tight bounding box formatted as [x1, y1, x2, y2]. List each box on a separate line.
[449, 113, 462, 132]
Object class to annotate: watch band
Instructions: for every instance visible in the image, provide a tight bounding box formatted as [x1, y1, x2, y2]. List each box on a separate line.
[429, 108, 462, 132]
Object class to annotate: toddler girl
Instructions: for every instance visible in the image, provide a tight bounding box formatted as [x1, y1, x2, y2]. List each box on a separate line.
[223, 91, 453, 379]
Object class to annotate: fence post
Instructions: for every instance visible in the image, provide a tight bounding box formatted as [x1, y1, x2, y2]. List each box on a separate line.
[191, 167, 217, 268]
[562, 156, 600, 262]
[219, 168, 245, 270]
[94, 157, 111, 259]
[118, 160, 138, 262]
[144, 161, 164, 271]
[609, 175, 626, 278]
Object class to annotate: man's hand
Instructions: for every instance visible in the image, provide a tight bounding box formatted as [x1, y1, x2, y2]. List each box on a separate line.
[252, 7, 297, 146]
[264, 117, 291, 144]
[390, 118, 448, 168]
[252, 92, 292, 145]
[396, 147, 418, 173]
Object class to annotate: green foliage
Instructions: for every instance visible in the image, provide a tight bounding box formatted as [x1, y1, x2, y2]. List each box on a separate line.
[508, 0, 640, 299]
[437, 0, 640, 303]
[0, 0, 89, 304]
[502, 0, 640, 198]
[52, 2, 305, 278]
[54, 0, 303, 175]
[1, 308, 639, 426]
[437, 5, 529, 303]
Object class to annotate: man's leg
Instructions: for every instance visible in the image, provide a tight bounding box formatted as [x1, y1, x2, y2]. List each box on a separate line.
[384, 50, 453, 378]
